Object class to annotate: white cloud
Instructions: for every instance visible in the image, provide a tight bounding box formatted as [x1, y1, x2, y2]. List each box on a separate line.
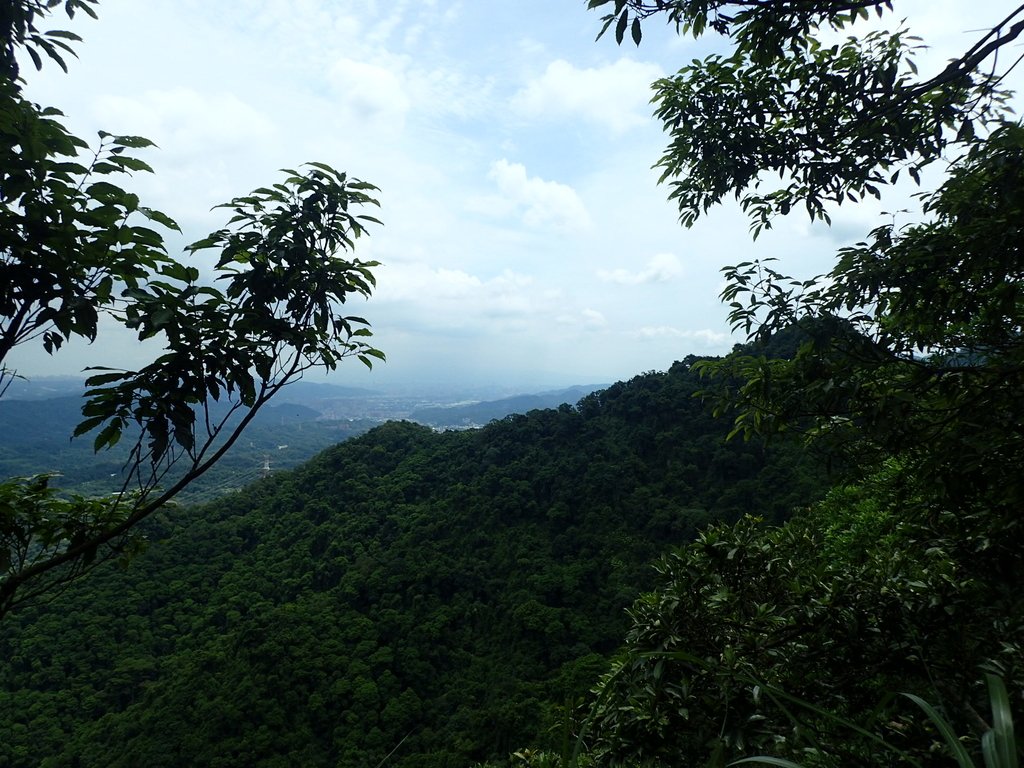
[635, 327, 729, 347]
[512, 58, 664, 134]
[556, 308, 608, 329]
[377, 264, 484, 302]
[93, 88, 276, 154]
[484, 159, 591, 232]
[406, 66, 493, 120]
[373, 262, 561, 330]
[327, 57, 411, 127]
[35, 0, 1001, 387]
[598, 253, 682, 285]
[88, 88, 280, 232]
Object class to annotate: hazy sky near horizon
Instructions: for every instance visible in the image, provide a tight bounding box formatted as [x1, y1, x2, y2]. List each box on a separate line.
[7, 0, 1020, 391]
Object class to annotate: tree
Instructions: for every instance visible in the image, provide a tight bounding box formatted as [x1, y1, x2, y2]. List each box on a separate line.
[576, 1, 1024, 765]
[590, 0, 1023, 233]
[585, 467, 1023, 766]
[586, 0, 1024, 522]
[0, 1, 385, 617]
[583, 0, 1024, 556]
[707, 127, 1024, 521]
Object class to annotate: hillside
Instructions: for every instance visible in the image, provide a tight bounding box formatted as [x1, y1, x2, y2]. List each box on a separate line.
[0, 358, 826, 767]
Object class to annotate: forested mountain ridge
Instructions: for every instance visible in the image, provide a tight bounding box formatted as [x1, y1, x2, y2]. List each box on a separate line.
[1, 358, 826, 768]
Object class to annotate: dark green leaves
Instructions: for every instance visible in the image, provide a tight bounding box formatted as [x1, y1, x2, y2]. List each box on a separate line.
[77, 163, 384, 489]
[615, 9, 629, 43]
[1, 103, 180, 361]
[700, 124, 1024, 486]
[587, 1, 1013, 232]
[1, 2, 384, 615]
[0, 0, 99, 80]
[587, 463, 1022, 766]
[650, 26, 988, 234]
[0, 473, 137, 616]
[575, 4, 1024, 766]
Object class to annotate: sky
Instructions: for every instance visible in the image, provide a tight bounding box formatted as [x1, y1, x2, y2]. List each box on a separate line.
[7, 0, 1021, 392]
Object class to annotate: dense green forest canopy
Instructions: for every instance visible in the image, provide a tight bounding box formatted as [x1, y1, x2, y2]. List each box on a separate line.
[0, 360, 826, 767]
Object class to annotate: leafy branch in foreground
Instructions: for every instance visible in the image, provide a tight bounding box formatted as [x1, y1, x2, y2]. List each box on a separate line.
[588, 0, 1023, 233]
[696, 122, 1024, 519]
[0, 164, 384, 618]
[565, 3, 1024, 767]
[0, 0, 99, 80]
[0, 0, 384, 618]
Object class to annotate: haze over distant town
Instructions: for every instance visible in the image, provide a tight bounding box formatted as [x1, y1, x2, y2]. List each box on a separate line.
[8, 0, 1017, 389]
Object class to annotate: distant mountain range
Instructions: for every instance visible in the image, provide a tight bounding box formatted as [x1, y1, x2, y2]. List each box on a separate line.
[0, 380, 607, 500]
[1, 375, 86, 400]
[259, 380, 378, 401]
[2, 376, 377, 402]
[407, 384, 606, 427]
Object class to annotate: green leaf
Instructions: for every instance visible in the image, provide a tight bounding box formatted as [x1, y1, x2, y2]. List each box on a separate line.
[984, 674, 1017, 768]
[27, 46, 43, 71]
[615, 9, 628, 43]
[93, 422, 123, 452]
[902, 692, 975, 767]
[72, 416, 107, 438]
[112, 135, 157, 149]
[44, 30, 83, 40]
[138, 207, 181, 232]
[305, 160, 340, 175]
[110, 155, 155, 173]
[85, 180, 130, 200]
[84, 371, 129, 387]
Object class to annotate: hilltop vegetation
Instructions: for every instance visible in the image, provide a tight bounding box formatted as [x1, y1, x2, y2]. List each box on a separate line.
[0, 359, 825, 767]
